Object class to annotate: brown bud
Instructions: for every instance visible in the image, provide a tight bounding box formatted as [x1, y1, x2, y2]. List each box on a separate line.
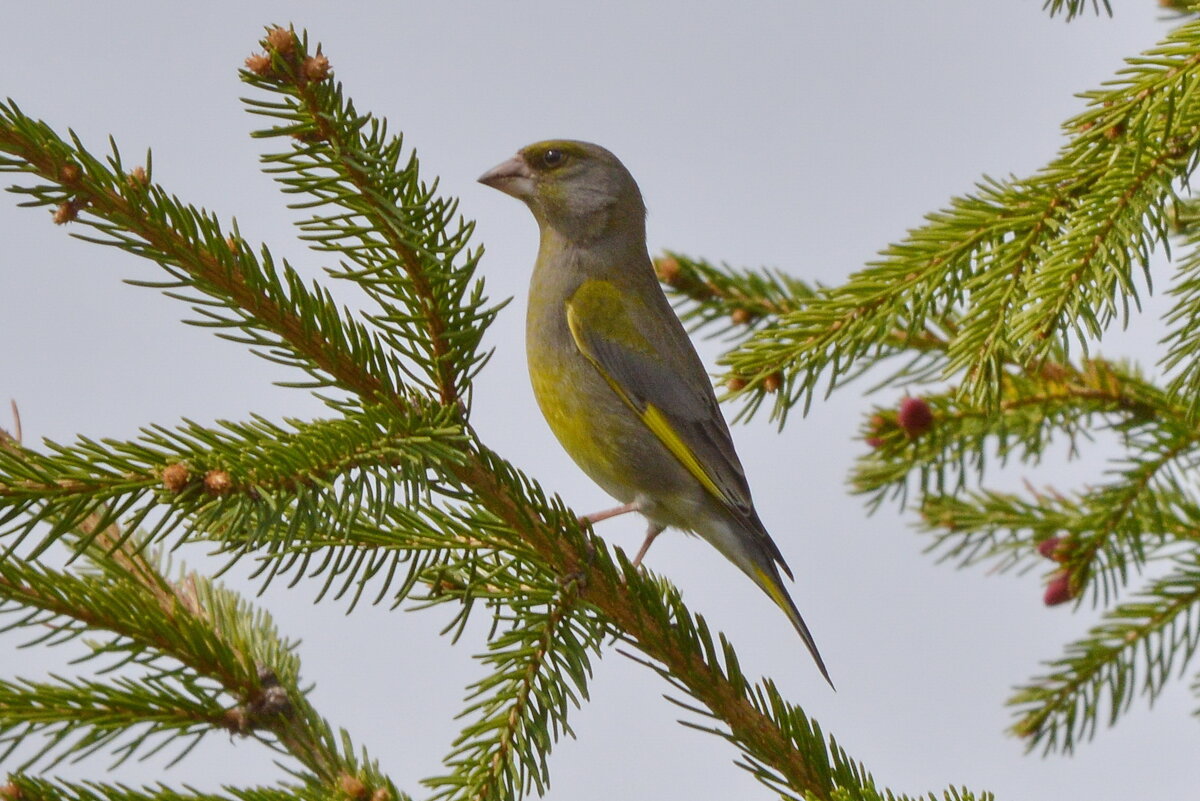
[726, 375, 748, 392]
[897, 396, 934, 437]
[265, 27, 295, 55]
[126, 166, 149, 190]
[223, 706, 251, 734]
[762, 372, 783, 393]
[290, 129, 325, 143]
[1105, 123, 1124, 140]
[730, 308, 752, 325]
[1043, 570, 1076, 606]
[303, 54, 331, 83]
[203, 469, 233, 495]
[162, 463, 190, 493]
[654, 256, 681, 285]
[370, 789, 392, 801]
[252, 684, 291, 717]
[53, 201, 77, 225]
[244, 53, 272, 75]
[0, 783, 20, 801]
[59, 162, 82, 185]
[338, 775, 367, 800]
[1039, 361, 1069, 382]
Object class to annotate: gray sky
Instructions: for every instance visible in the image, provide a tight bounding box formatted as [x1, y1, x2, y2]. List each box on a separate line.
[0, 3, 1191, 799]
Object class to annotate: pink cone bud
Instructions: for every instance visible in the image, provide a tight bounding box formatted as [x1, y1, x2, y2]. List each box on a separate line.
[897, 397, 934, 437]
[1043, 570, 1075, 606]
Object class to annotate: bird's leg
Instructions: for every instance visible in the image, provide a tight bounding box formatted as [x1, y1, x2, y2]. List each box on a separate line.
[631, 524, 665, 568]
[576, 502, 662, 571]
[578, 501, 639, 526]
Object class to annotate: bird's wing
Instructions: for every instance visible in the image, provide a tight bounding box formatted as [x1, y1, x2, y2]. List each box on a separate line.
[566, 279, 820, 678]
[564, 278, 768, 533]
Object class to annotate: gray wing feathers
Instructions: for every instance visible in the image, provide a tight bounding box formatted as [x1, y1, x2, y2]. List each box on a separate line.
[571, 286, 793, 576]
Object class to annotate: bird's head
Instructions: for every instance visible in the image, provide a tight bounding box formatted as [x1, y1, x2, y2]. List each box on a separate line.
[478, 140, 646, 241]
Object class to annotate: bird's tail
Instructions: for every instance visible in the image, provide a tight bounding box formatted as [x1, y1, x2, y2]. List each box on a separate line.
[696, 513, 833, 687]
[750, 561, 834, 689]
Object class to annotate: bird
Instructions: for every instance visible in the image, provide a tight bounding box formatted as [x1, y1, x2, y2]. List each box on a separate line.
[478, 140, 831, 686]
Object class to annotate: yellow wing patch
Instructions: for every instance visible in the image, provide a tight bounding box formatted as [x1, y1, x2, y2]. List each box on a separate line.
[641, 404, 726, 502]
[565, 280, 730, 508]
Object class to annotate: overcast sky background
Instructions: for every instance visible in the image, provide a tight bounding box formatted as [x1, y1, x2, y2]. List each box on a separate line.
[0, 3, 1193, 799]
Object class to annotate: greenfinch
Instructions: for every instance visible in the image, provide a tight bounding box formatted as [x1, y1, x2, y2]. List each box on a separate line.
[479, 140, 831, 686]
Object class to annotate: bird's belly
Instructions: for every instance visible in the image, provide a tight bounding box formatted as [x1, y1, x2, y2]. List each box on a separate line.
[527, 346, 696, 517]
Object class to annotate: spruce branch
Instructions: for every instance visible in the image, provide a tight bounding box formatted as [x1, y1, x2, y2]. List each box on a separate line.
[656, 251, 821, 332]
[710, 17, 1200, 425]
[851, 357, 1160, 509]
[656, 252, 959, 419]
[0, 404, 465, 566]
[844, 330, 1200, 751]
[1161, 211, 1200, 417]
[0, 673, 230, 771]
[0, 102, 407, 409]
[0, 523, 404, 798]
[1009, 552, 1200, 753]
[242, 26, 502, 409]
[1041, 0, 1112, 19]
[0, 776, 360, 801]
[856, 352, 1200, 589]
[916, 483, 1199, 581]
[0, 428, 402, 797]
[450, 448, 993, 801]
[426, 563, 604, 801]
[1158, 1, 1200, 17]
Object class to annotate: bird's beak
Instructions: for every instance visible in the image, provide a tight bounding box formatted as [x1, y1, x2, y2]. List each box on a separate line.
[478, 154, 535, 199]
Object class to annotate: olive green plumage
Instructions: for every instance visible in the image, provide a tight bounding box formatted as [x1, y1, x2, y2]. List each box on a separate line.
[479, 140, 831, 686]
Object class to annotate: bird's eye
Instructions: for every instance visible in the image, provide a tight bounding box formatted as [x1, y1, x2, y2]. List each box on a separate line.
[542, 148, 566, 168]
